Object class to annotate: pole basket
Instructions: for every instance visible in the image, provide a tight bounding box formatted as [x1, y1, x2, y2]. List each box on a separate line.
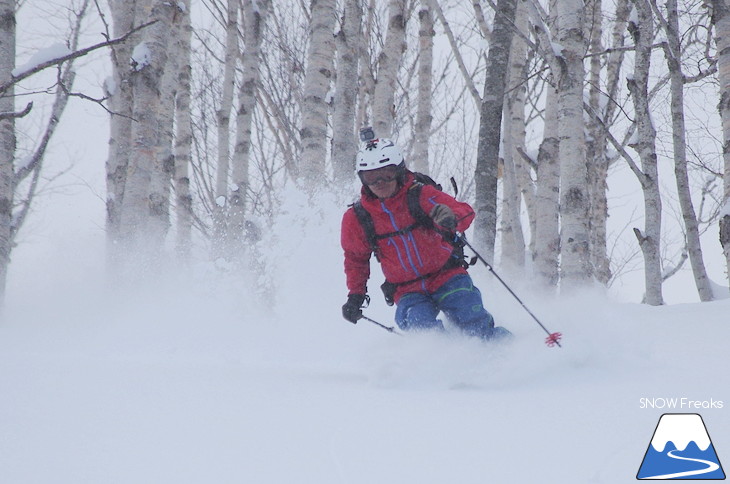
[545, 332, 562, 348]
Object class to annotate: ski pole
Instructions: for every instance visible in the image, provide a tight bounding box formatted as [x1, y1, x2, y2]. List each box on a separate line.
[359, 314, 402, 336]
[457, 233, 562, 348]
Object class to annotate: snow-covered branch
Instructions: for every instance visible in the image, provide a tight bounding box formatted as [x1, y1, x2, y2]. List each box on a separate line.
[0, 20, 156, 96]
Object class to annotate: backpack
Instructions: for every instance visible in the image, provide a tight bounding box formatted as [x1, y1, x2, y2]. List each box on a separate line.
[350, 172, 470, 304]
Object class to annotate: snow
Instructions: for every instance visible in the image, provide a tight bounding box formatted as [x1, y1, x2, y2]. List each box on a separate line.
[1, 191, 729, 484]
[551, 42, 564, 58]
[103, 76, 117, 97]
[11, 43, 72, 77]
[650, 414, 711, 451]
[131, 42, 152, 71]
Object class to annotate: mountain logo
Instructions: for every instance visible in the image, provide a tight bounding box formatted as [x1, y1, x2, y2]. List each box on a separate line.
[637, 413, 725, 480]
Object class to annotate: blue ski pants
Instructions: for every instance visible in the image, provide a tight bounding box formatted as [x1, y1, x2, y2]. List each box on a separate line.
[394, 273, 496, 339]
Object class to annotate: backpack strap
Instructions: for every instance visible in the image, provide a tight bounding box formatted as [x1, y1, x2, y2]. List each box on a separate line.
[351, 201, 379, 260]
[406, 182, 433, 230]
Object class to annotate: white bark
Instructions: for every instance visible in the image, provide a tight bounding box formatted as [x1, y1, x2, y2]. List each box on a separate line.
[106, 0, 137, 260]
[556, 0, 593, 289]
[533, 85, 561, 287]
[532, 0, 561, 289]
[230, 0, 269, 248]
[662, 0, 713, 301]
[627, 0, 664, 305]
[500, 104, 525, 271]
[332, 0, 361, 185]
[0, 0, 15, 299]
[585, 0, 611, 285]
[412, 0, 434, 174]
[212, 0, 238, 258]
[372, 0, 407, 137]
[356, 0, 377, 130]
[118, 0, 179, 262]
[299, 0, 336, 185]
[500, 0, 530, 272]
[713, 0, 730, 288]
[174, 0, 193, 260]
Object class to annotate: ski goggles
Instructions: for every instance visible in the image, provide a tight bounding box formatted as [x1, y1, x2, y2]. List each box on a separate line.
[360, 165, 399, 186]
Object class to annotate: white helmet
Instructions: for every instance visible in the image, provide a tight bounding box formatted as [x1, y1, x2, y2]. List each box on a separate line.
[356, 138, 404, 172]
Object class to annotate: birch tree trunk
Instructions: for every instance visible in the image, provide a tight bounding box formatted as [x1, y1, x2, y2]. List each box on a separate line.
[372, 0, 407, 137]
[556, 0, 593, 289]
[500, 0, 530, 272]
[474, 0, 517, 261]
[532, 0, 561, 288]
[299, 0, 336, 186]
[533, 90, 561, 287]
[212, 0, 238, 258]
[106, 0, 137, 265]
[412, 0, 434, 174]
[118, 0, 179, 263]
[510, 0, 535, 257]
[356, 0, 377, 131]
[585, 0, 612, 285]
[627, 1, 664, 305]
[713, 0, 730, 289]
[587, 0, 629, 286]
[332, 0, 361, 185]
[174, 0, 193, 260]
[229, 0, 269, 252]
[0, 0, 15, 299]
[663, 0, 713, 301]
[500, 106, 526, 272]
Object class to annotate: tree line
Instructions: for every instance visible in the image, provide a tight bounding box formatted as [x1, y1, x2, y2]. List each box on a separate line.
[1, 0, 729, 304]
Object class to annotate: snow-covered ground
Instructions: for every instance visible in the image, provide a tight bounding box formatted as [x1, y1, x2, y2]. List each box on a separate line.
[1, 198, 728, 484]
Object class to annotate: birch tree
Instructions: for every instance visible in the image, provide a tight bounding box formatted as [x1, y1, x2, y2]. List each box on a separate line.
[212, 0, 239, 258]
[500, 0, 530, 272]
[372, 0, 407, 137]
[586, 0, 630, 285]
[0, 0, 15, 299]
[106, 0, 137, 263]
[174, 0, 193, 259]
[533, 89, 561, 287]
[117, 0, 181, 263]
[714, 0, 730, 287]
[299, 0, 336, 185]
[585, 0, 610, 285]
[532, 0, 561, 288]
[230, 0, 270, 248]
[332, 0, 361, 185]
[556, 0, 593, 288]
[659, 0, 714, 300]
[0, 0, 89, 299]
[474, 0, 518, 261]
[412, 0, 434, 174]
[627, 0, 664, 305]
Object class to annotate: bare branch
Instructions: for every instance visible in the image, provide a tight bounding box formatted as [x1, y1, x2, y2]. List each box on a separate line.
[432, 0, 481, 104]
[0, 101, 33, 121]
[0, 20, 157, 96]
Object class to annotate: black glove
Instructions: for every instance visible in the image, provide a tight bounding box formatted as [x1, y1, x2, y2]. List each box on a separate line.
[342, 294, 367, 324]
[429, 204, 457, 231]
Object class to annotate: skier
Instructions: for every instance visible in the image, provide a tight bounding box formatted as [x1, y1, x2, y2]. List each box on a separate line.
[340, 134, 510, 341]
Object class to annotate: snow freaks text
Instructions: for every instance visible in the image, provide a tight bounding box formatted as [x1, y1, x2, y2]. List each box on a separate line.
[639, 398, 724, 409]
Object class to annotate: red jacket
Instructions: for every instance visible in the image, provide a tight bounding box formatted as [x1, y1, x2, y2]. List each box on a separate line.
[341, 173, 475, 303]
